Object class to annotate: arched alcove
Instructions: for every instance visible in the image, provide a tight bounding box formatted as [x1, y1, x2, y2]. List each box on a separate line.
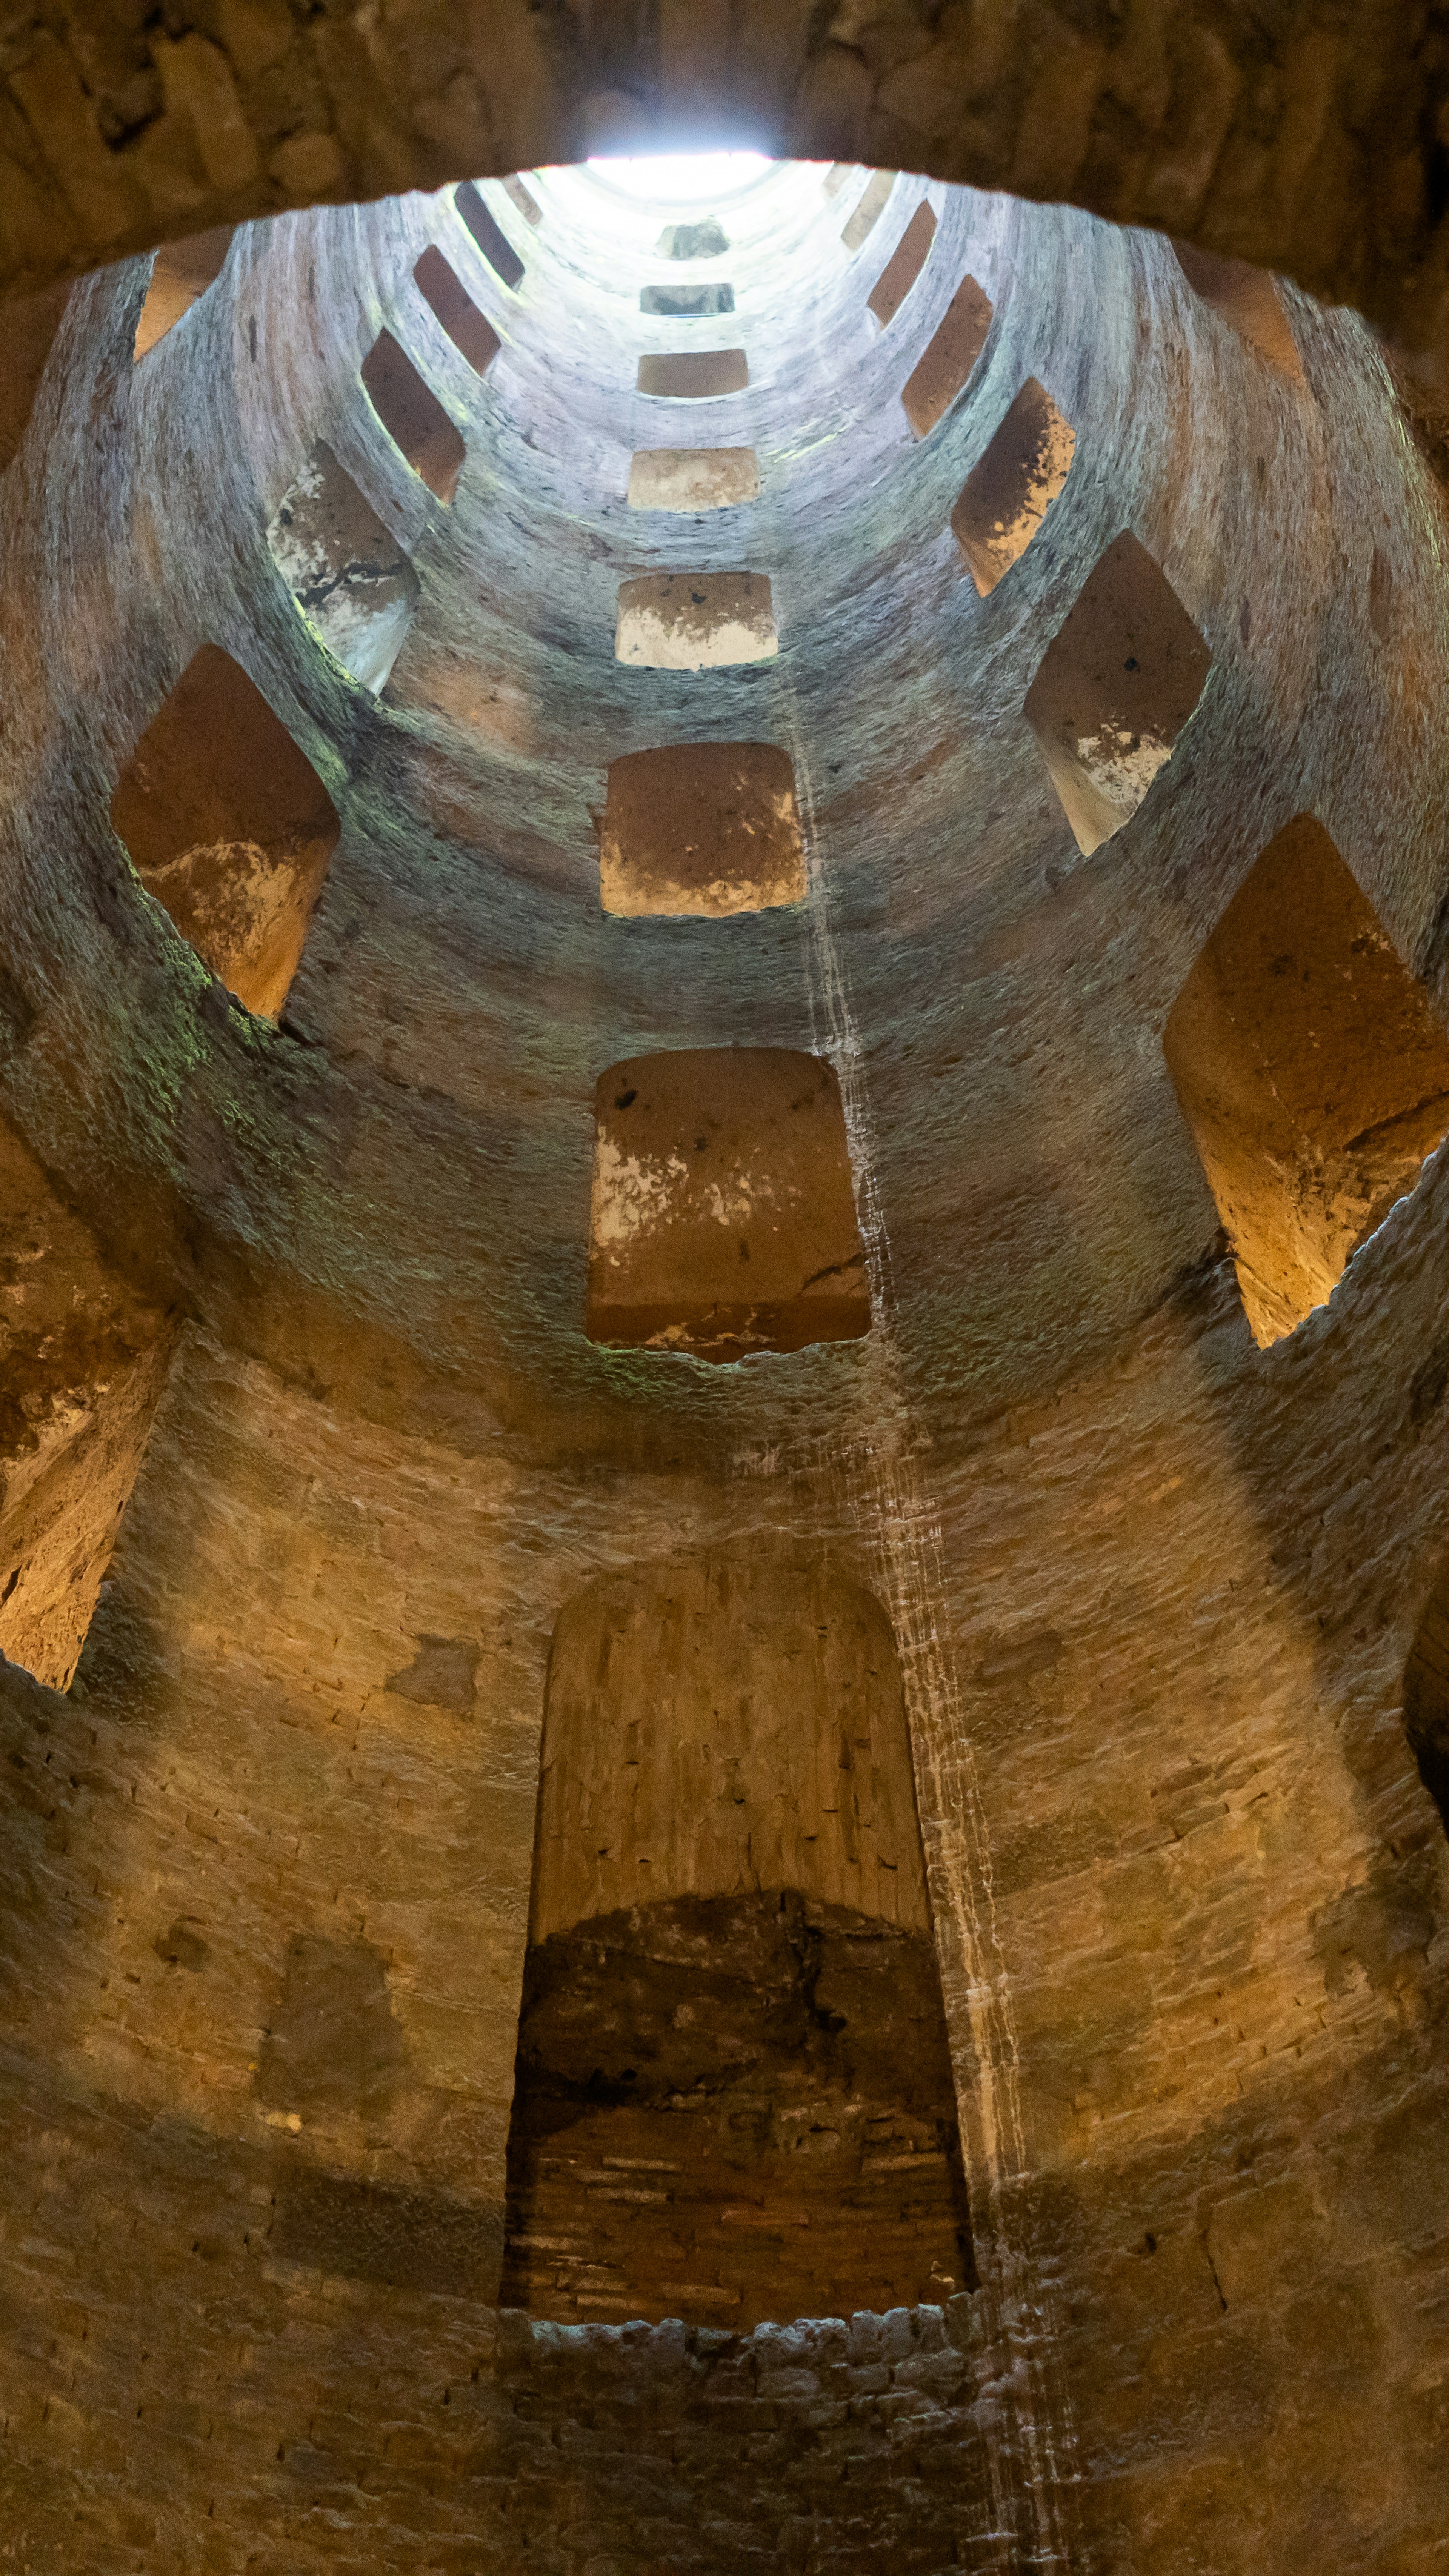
[502, 1552, 974, 2327]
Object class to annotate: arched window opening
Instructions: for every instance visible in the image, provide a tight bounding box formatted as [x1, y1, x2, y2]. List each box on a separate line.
[952, 377, 1076, 594]
[586, 1048, 868, 1359]
[614, 569, 778, 669]
[626, 445, 760, 511]
[843, 169, 897, 254]
[902, 273, 995, 438]
[869, 203, 937, 327]
[657, 217, 729, 259]
[501, 1553, 975, 2327]
[1172, 241, 1304, 383]
[502, 172, 542, 226]
[133, 227, 234, 361]
[454, 182, 525, 289]
[267, 441, 420, 694]
[1024, 529, 1211, 854]
[0, 1115, 174, 1692]
[637, 347, 749, 397]
[598, 742, 805, 917]
[640, 282, 735, 316]
[1164, 816, 1449, 1346]
[110, 644, 340, 1018]
[360, 330, 466, 504]
[412, 245, 501, 377]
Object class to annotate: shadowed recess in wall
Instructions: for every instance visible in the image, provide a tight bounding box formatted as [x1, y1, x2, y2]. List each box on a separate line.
[1173, 241, 1304, 383]
[454, 181, 525, 287]
[1024, 529, 1211, 853]
[110, 643, 341, 1017]
[657, 217, 728, 259]
[268, 441, 420, 692]
[902, 272, 994, 438]
[586, 1049, 868, 1360]
[615, 571, 777, 670]
[503, 172, 541, 225]
[627, 446, 760, 511]
[0, 1117, 174, 1693]
[641, 282, 735, 315]
[361, 330, 466, 504]
[385, 1632, 480, 1714]
[501, 1554, 973, 2327]
[133, 226, 234, 361]
[869, 202, 937, 326]
[952, 378, 1076, 595]
[413, 244, 501, 375]
[0, 278, 73, 469]
[637, 348, 749, 397]
[1163, 814, 1449, 1345]
[1403, 1571, 1449, 1838]
[599, 741, 806, 916]
[256, 1934, 409, 2121]
[843, 169, 897, 252]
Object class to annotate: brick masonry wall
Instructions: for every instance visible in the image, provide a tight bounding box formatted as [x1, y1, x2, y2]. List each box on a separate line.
[2, 161, 1449, 2571]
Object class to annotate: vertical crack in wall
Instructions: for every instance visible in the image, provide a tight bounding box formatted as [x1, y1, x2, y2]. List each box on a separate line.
[762, 672, 1081, 2564]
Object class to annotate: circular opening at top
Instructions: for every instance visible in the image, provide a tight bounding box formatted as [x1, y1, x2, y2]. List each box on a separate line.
[585, 150, 773, 205]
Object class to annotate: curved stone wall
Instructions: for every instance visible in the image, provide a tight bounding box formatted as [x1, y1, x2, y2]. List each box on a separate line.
[2, 153, 1449, 2571]
[5, 5, 1449, 381]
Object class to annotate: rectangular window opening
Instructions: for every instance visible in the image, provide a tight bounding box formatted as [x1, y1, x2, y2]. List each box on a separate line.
[361, 330, 466, 504]
[657, 218, 729, 260]
[454, 182, 525, 288]
[413, 245, 501, 376]
[110, 643, 341, 1019]
[951, 377, 1075, 595]
[1172, 241, 1303, 383]
[1023, 530, 1211, 854]
[586, 1048, 869, 1361]
[0, 1113, 176, 1694]
[637, 349, 749, 398]
[615, 571, 777, 671]
[1163, 815, 1449, 1346]
[822, 162, 854, 198]
[842, 169, 898, 254]
[868, 202, 937, 327]
[133, 226, 235, 362]
[901, 272, 994, 438]
[501, 1550, 974, 2329]
[503, 172, 543, 226]
[268, 440, 420, 694]
[599, 742, 806, 917]
[626, 447, 760, 512]
[640, 283, 736, 317]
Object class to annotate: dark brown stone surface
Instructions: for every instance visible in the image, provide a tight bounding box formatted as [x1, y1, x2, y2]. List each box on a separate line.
[501, 1893, 975, 2329]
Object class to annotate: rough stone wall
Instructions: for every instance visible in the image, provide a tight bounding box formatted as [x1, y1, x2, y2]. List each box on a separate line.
[7, 3, 1449, 380]
[2, 155, 1449, 2571]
